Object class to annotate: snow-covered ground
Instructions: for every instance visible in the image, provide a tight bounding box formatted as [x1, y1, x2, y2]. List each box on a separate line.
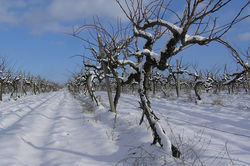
[98, 91, 250, 166]
[0, 90, 249, 165]
[0, 91, 120, 166]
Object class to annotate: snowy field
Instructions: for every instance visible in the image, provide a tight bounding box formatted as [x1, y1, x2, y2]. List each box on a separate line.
[0, 90, 249, 165]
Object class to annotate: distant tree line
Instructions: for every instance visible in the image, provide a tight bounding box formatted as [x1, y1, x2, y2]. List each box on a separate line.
[0, 56, 62, 101]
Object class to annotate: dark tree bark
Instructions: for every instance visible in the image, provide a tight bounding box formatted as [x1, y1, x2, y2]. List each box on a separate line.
[0, 82, 3, 101]
[194, 81, 202, 101]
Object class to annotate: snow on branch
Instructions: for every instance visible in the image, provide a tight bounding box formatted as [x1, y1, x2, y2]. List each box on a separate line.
[185, 71, 199, 78]
[85, 64, 102, 70]
[161, 34, 174, 53]
[118, 59, 137, 69]
[146, 19, 183, 35]
[136, 49, 160, 64]
[120, 59, 147, 84]
[184, 34, 208, 44]
[133, 26, 153, 39]
[122, 67, 137, 82]
[223, 70, 246, 85]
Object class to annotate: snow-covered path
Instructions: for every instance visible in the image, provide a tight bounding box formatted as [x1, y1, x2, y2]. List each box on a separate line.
[0, 91, 118, 166]
[1, 90, 249, 165]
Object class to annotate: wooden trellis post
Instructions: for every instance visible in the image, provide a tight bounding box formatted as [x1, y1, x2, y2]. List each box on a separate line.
[176, 59, 181, 97]
[98, 36, 116, 113]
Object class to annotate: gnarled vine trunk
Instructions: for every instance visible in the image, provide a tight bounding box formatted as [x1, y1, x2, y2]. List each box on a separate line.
[194, 81, 202, 101]
[86, 74, 99, 106]
[139, 66, 181, 158]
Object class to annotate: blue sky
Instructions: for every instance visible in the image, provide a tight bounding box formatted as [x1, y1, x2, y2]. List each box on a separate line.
[0, 0, 249, 83]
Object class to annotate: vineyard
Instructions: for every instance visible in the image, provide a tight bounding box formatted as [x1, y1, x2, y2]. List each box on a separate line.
[0, 0, 249, 165]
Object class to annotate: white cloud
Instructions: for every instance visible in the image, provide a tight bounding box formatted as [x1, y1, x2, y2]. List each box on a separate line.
[0, 0, 125, 34]
[47, 0, 123, 21]
[238, 32, 250, 41]
[30, 22, 71, 35]
[0, 0, 20, 24]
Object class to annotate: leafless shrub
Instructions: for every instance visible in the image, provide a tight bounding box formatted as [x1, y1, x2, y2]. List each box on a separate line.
[212, 97, 224, 106]
[115, 144, 166, 166]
